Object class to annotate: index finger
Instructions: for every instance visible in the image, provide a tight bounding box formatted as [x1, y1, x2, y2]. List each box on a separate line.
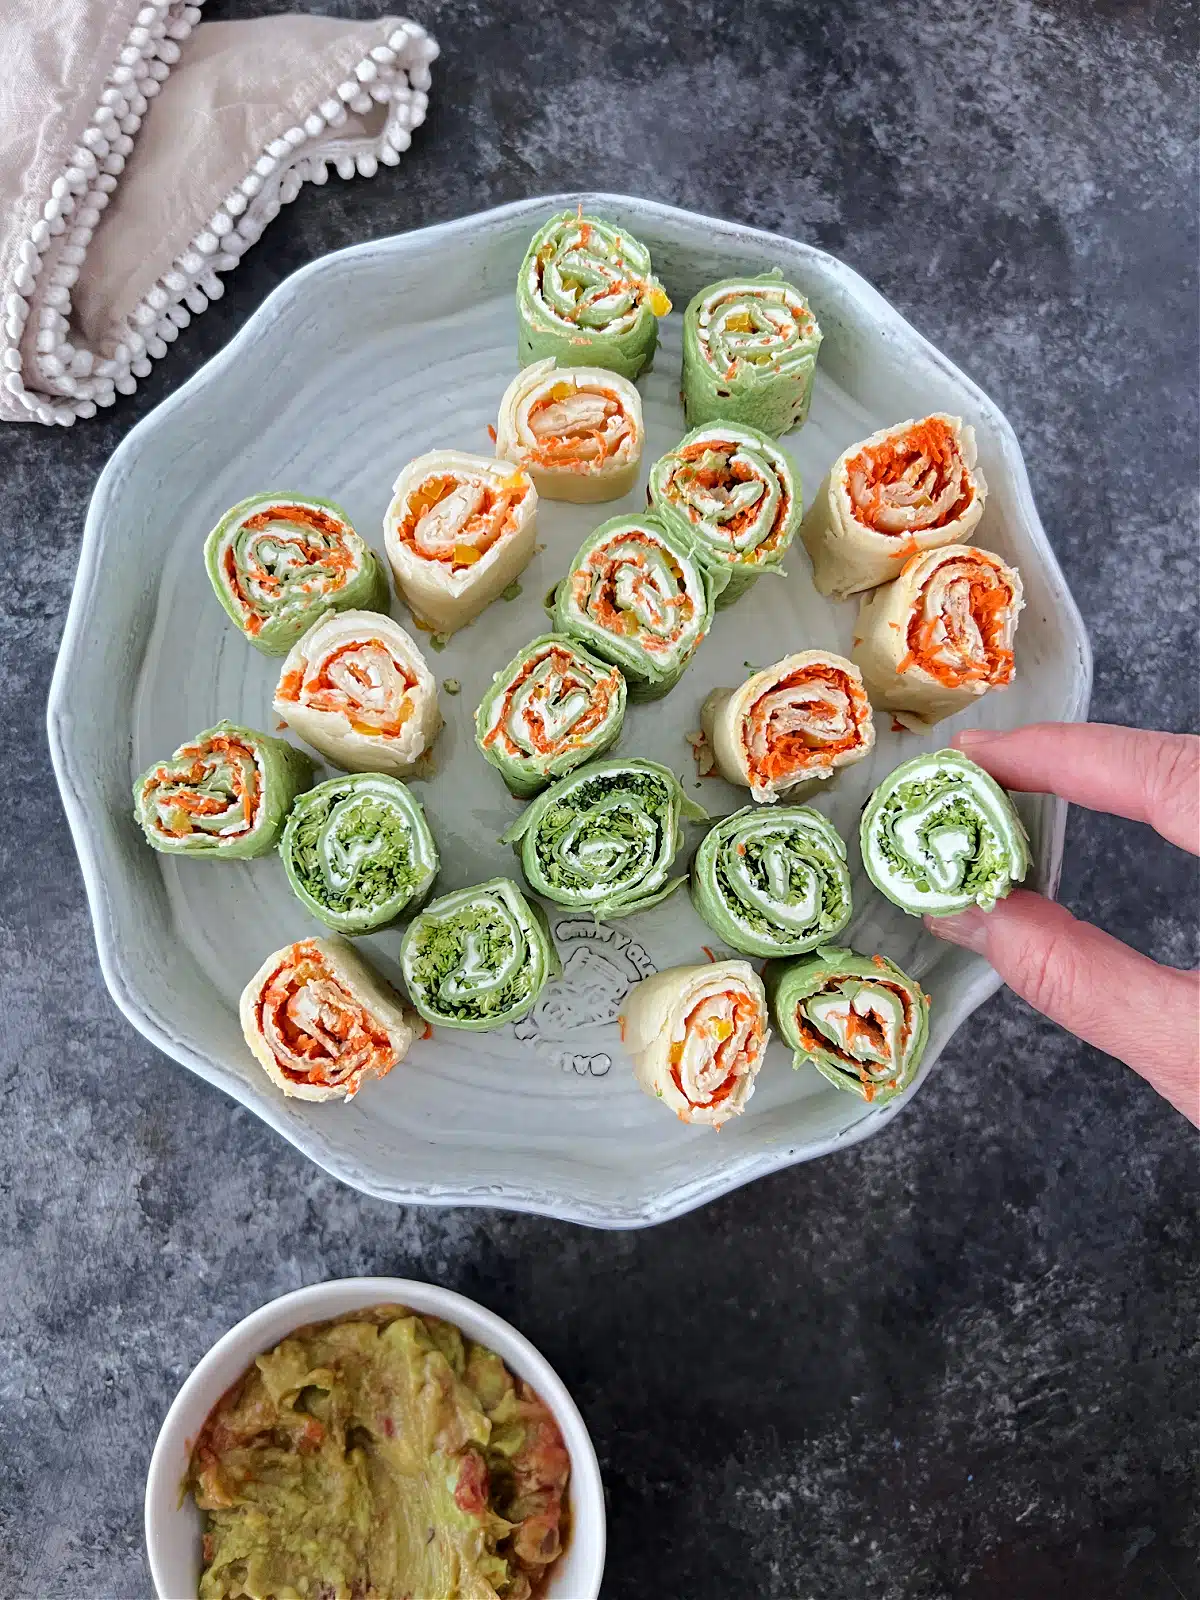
[953, 723, 1199, 855]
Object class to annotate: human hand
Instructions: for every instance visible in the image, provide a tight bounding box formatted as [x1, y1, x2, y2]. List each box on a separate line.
[925, 723, 1200, 1126]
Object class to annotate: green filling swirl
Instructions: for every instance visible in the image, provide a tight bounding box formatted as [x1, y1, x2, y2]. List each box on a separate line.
[474, 633, 627, 798]
[648, 422, 801, 606]
[503, 758, 706, 921]
[861, 749, 1031, 917]
[765, 945, 930, 1103]
[691, 806, 852, 957]
[133, 720, 312, 859]
[400, 877, 560, 1031]
[551, 512, 722, 701]
[516, 212, 668, 380]
[279, 774, 439, 935]
[682, 271, 823, 436]
[204, 492, 388, 656]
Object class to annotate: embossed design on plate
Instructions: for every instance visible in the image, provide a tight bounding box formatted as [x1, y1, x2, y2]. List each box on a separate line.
[513, 918, 658, 1075]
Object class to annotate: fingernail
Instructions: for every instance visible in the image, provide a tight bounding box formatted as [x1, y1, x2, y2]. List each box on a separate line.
[952, 728, 994, 753]
[925, 908, 990, 953]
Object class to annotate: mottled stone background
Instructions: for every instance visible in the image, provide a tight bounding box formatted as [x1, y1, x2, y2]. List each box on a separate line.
[1, 2, 1196, 1596]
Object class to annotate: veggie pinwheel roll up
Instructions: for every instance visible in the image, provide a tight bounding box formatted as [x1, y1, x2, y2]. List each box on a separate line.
[648, 422, 800, 606]
[204, 494, 388, 656]
[861, 748, 1031, 916]
[494, 358, 645, 503]
[273, 610, 440, 778]
[475, 634, 627, 798]
[399, 877, 560, 1031]
[133, 721, 312, 859]
[551, 512, 722, 701]
[384, 451, 538, 635]
[852, 544, 1024, 730]
[240, 936, 416, 1102]
[701, 650, 875, 804]
[681, 271, 823, 435]
[801, 415, 987, 599]
[502, 757, 705, 921]
[766, 946, 929, 1104]
[279, 774, 439, 935]
[516, 211, 670, 380]
[691, 805, 853, 958]
[620, 960, 769, 1128]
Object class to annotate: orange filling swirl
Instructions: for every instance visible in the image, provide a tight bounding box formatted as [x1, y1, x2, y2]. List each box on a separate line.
[148, 734, 260, 839]
[846, 418, 975, 537]
[573, 537, 693, 653]
[223, 505, 355, 633]
[256, 940, 398, 1093]
[277, 641, 416, 738]
[674, 438, 792, 561]
[744, 665, 873, 785]
[482, 644, 619, 756]
[667, 987, 765, 1114]
[896, 552, 1017, 689]
[524, 383, 633, 468]
[395, 472, 525, 570]
[792, 974, 918, 1103]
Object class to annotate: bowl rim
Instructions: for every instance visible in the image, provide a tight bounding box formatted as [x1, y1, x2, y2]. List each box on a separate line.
[48, 191, 1093, 1228]
[143, 1275, 607, 1600]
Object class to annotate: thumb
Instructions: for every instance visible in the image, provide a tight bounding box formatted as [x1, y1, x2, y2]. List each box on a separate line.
[927, 890, 1199, 1125]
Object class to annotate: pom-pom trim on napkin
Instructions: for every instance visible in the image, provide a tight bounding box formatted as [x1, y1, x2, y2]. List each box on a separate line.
[2, 4, 437, 426]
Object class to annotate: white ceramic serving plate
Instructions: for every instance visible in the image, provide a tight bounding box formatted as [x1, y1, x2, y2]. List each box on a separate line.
[145, 1276, 605, 1600]
[49, 193, 1091, 1227]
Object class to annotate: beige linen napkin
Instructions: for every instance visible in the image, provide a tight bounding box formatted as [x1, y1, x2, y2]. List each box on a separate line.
[0, 1, 437, 425]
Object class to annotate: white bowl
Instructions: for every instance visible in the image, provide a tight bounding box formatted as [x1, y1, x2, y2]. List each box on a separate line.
[145, 1276, 606, 1600]
[49, 192, 1091, 1226]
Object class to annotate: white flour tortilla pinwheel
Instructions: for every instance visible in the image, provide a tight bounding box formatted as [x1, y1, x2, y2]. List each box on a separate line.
[852, 544, 1024, 730]
[239, 937, 416, 1103]
[700, 650, 875, 804]
[620, 959, 770, 1129]
[273, 610, 440, 778]
[384, 450, 538, 635]
[494, 358, 645, 503]
[801, 414, 987, 599]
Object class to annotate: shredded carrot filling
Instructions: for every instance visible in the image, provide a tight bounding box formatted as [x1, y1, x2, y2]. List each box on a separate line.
[574, 537, 694, 649]
[150, 735, 260, 838]
[225, 505, 355, 628]
[290, 642, 417, 736]
[673, 439, 791, 561]
[483, 645, 617, 755]
[256, 939, 397, 1089]
[670, 990, 762, 1108]
[395, 473, 522, 568]
[794, 983, 914, 1103]
[523, 382, 632, 469]
[745, 665, 871, 783]
[896, 557, 1016, 689]
[847, 418, 974, 536]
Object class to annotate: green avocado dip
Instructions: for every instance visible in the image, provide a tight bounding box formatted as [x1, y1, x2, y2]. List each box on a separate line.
[187, 1306, 571, 1600]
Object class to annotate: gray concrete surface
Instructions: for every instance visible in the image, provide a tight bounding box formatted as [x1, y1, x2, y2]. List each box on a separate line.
[1, 2, 1197, 1596]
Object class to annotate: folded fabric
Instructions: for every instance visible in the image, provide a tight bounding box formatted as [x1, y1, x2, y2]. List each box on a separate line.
[0, 2, 437, 425]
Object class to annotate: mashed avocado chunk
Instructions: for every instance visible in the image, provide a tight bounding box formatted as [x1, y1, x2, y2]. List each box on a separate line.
[188, 1306, 570, 1600]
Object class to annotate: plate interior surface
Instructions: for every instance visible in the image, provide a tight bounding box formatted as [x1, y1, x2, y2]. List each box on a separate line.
[49, 193, 1090, 1226]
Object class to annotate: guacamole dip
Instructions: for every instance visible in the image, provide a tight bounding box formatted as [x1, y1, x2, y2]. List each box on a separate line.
[187, 1306, 571, 1600]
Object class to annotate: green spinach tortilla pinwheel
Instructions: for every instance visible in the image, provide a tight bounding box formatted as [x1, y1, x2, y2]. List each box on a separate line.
[551, 512, 723, 701]
[860, 748, 1031, 917]
[205, 493, 388, 655]
[648, 422, 800, 605]
[134, 721, 312, 858]
[279, 774, 439, 935]
[399, 877, 560, 1031]
[620, 959, 770, 1129]
[475, 634, 627, 797]
[502, 757, 705, 921]
[691, 805, 853, 958]
[517, 211, 671, 380]
[766, 946, 930, 1104]
[682, 271, 823, 436]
